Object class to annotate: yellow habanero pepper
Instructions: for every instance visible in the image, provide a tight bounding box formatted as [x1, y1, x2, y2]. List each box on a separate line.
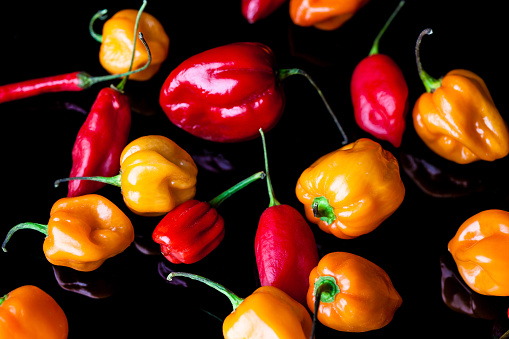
[55, 135, 198, 217]
[295, 138, 405, 239]
[448, 209, 509, 296]
[2, 194, 134, 272]
[413, 29, 509, 164]
[90, 1, 169, 81]
[289, 0, 370, 30]
[167, 272, 313, 339]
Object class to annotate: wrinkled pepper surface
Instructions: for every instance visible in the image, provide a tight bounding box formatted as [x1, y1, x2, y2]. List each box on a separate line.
[0, 285, 69, 339]
[296, 138, 405, 239]
[242, 0, 287, 23]
[92, 3, 169, 81]
[413, 29, 509, 164]
[168, 272, 313, 339]
[2, 194, 134, 272]
[448, 209, 509, 296]
[290, 0, 370, 30]
[307, 252, 402, 332]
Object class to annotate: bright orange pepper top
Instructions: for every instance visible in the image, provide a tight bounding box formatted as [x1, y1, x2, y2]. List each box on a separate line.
[100, 9, 169, 81]
[448, 209, 509, 296]
[295, 138, 405, 239]
[43, 194, 135, 272]
[0, 285, 68, 339]
[413, 69, 509, 164]
[289, 0, 370, 30]
[307, 252, 402, 332]
[119, 135, 198, 216]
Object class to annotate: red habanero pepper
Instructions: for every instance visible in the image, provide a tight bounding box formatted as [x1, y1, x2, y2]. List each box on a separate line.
[255, 129, 319, 306]
[160, 42, 348, 144]
[152, 171, 265, 264]
[68, 24, 152, 197]
[350, 0, 408, 148]
[241, 0, 287, 24]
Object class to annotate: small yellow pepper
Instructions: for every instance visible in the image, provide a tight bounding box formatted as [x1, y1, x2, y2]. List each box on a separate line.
[413, 29, 509, 164]
[448, 209, 509, 296]
[55, 135, 198, 217]
[289, 0, 370, 30]
[2, 194, 134, 272]
[296, 138, 405, 239]
[167, 272, 313, 339]
[90, 2, 169, 81]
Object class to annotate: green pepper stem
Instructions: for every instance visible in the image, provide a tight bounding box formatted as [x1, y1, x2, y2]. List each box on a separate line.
[309, 276, 341, 339]
[415, 28, 442, 93]
[500, 328, 509, 339]
[208, 171, 266, 208]
[276, 68, 348, 145]
[0, 294, 7, 306]
[2, 222, 48, 252]
[167, 272, 244, 311]
[368, 0, 405, 56]
[54, 173, 122, 189]
[89, 9, 108, 43]
[312, 196, 336, 225]
[259, 128, 280, 207]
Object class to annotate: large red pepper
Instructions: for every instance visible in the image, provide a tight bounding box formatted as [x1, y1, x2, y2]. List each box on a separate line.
[350, 0, 408, 148]
[241, 0, 287, 23]
[159, 42, 347, 144]
[255, 129, 319, 306]
[152, 171, 265, 264]
[68, 24, 151, 196]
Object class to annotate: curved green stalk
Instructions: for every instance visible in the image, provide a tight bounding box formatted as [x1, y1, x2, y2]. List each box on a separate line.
[208, 171, 266, 208]
[54, 174, 122, 188]
[2, 222, 48, 252]
[415, 28, 442, 93]
[369, 0, 405, 55]
[259, 129, 280, 207]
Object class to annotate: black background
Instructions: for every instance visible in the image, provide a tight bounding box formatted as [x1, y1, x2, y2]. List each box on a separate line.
[1, 1, 509, 338]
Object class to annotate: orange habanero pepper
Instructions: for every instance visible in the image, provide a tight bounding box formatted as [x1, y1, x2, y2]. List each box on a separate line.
[413, 29, 509, 164]
[2, 194, 134, 272]
[289, 0, 370, 30]
[167, 272, 313, 339]
[55, 135, 198, 217]
[90, 1, 169, 81]
[295, 138, 405, 239]
[448, 209, 509, 296]
[307, 252, 402, 332]
[0, 285, 69, 339]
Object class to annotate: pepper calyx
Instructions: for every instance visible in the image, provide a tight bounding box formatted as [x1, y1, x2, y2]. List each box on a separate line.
[314, 276, 340, 303]
[312, 196, 336, 225]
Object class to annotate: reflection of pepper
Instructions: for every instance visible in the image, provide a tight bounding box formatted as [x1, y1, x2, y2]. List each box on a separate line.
[448, 209, 509, 296]
[413, 29, 509, 164]
[56, 135, 198, 217]
[152, 171, 265, 264]
[90, 1, 169, 81]
[242, 0, 287, 23]
[53, 265, 117, 299]
[0, 285, 69, 339]
[255, 129, 318, 305]
[308, 252, 402, 332]
[160, 42, 347, 143]
[296, 138, 405, 239]
[351, 1, 408, 147]
[168, 272, 313, 339]
[2, 194, 134, 272]
[289, 0, 370, 30]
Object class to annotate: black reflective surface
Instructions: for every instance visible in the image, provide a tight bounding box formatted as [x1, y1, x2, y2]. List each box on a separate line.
[2, 1, 509, 338]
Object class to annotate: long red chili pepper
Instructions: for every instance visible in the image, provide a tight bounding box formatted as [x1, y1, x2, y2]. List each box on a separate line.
[254, 128, 319, 306]
[68, 2, 151, 197]
[350, 0, 408, 148]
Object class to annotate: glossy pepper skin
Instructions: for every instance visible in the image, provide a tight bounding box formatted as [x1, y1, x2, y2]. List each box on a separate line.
[68, 87, 131, 197]
[168, 272, 313, 339]
[242, 0, 287, 23]
[290, 0, 370, 30]
[448, 209, 509, 296]
[95, 7, 169, 81]
[413, 29, 509, 164]
[255, 129, 319, 305]
[2, 194, 134, 272]
[351, 1, 408, 147]
[0, 285, 68, 339]
[307, 252, 402, 332]
[152, 171, 265, 264]
[296, 138, 405, 239]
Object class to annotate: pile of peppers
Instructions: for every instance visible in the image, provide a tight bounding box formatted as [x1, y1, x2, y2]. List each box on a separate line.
[4, 1, 509, 339]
